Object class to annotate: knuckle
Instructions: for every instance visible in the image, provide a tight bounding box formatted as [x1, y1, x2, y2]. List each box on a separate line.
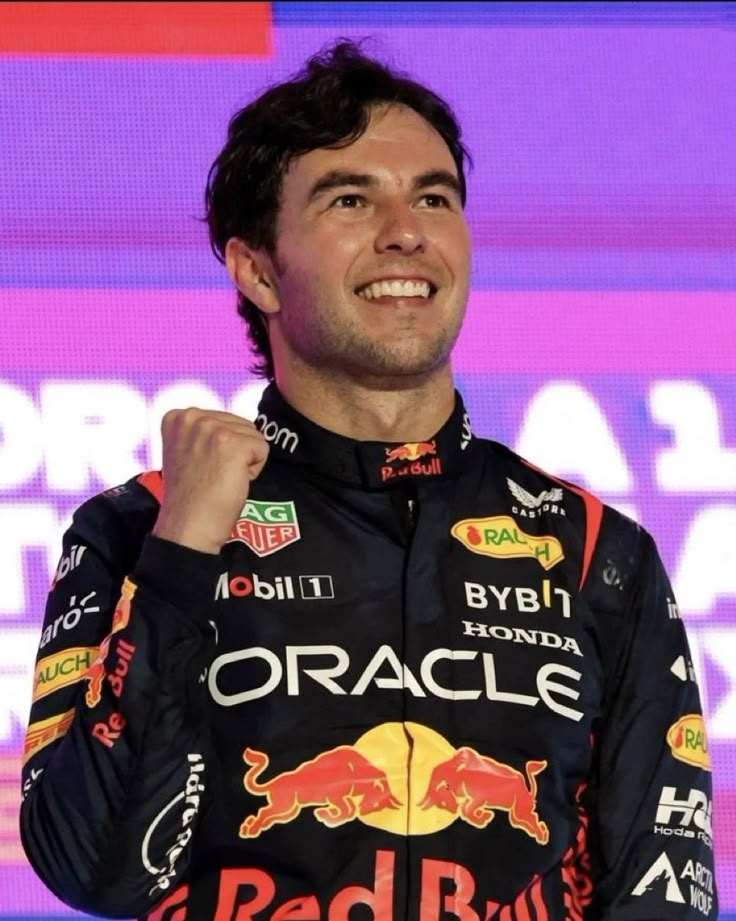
[210, 426, 236, 448]
[160, 408, 183, 433]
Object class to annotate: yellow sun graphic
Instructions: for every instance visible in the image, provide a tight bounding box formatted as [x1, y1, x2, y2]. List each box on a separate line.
[352, 721, 457, 835]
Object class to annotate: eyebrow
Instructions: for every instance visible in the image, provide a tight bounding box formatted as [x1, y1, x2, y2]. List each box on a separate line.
[306, 168, 463, 204]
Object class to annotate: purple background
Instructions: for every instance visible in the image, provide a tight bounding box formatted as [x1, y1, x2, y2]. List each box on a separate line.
[1, 3, 734, 916]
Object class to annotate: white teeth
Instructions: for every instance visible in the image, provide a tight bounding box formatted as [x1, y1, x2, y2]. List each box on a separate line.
[357, 279, 431, 299]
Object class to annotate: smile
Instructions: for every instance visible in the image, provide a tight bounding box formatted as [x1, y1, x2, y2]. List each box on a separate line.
[356, 279, 435, 300]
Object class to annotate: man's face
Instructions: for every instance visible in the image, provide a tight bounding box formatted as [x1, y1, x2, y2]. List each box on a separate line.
[264, 104, 472, 382]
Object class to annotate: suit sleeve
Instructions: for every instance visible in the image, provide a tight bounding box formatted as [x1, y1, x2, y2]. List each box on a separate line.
[586, 526, 717, 920]
[19, 487, 222, 918]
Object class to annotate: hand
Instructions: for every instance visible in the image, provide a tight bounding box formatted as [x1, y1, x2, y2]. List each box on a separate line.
[152, 408, 269, 554]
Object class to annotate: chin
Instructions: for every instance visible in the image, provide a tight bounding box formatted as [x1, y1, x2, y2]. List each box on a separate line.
[366, 349, 451, 379]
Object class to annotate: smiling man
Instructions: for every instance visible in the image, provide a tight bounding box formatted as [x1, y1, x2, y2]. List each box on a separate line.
[224, 101, 469, 445]
[21, 42, 716, 920]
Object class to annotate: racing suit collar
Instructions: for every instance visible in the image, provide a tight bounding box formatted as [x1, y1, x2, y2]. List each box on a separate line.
[255, 383, 475, 488]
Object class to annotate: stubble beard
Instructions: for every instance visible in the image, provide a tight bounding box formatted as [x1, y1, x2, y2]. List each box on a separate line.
[284, 301, 464, 382]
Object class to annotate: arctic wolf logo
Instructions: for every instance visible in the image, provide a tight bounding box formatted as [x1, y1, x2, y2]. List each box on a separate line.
[631, 851, 685, 904]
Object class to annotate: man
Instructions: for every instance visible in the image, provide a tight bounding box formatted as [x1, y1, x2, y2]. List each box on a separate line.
[21, 41, 716, 920]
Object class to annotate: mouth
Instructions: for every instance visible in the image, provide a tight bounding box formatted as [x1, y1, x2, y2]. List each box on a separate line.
[355, 278, 437, 302]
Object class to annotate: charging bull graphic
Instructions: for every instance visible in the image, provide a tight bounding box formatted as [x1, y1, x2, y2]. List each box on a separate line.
[240, 746, 402, 838]
[382, 440, 443, 481]
[84, 636, 111, 709]
[84, 578, 136, 709]
[385, 440, 437, 463]
[418, 747, 549, 844]
[238, 726, 549, 844]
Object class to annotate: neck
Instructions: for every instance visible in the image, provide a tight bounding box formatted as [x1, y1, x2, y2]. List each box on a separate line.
[273, 362, 457, 442]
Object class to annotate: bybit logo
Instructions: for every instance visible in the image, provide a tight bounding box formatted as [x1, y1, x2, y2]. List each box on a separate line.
[463, 580, 572, 618]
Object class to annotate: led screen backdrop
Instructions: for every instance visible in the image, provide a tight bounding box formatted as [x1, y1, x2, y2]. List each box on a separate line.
[1, 2, 734, 917]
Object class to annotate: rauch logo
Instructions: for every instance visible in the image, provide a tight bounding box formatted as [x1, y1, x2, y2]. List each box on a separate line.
[667, 714, 710, 771]
[451, 515, 564, 571]
[32, 647, 95, 703]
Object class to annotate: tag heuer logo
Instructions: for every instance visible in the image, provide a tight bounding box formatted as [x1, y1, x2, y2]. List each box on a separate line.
[227, 500, 300, 557]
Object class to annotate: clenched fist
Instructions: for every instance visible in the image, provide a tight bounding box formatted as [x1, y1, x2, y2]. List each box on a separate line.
[152, 408, 269, 554]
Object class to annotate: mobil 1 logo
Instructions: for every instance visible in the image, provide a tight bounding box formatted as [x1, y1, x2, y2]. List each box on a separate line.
[216, 572, 334, 602]
[299, 576, 334, 599]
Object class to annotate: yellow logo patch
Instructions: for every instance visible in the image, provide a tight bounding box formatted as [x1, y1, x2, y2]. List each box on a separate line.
[667, 714, 710, 770]
[451, 515, 564, 571]
[33, 646, 95, 703]
[23, 709, 75, 765]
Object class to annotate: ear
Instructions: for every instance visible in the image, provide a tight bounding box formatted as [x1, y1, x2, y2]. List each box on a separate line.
[225, 238, 281, 315]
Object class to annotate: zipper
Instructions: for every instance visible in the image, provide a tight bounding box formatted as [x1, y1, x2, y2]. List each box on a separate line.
[389, 486, 418, 543]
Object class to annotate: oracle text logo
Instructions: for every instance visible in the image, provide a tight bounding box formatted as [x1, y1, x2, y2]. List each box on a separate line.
[208, 644, 584, 722]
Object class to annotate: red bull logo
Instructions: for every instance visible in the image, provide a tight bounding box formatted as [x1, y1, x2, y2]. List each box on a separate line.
[385, 440, 437, 463]
[240, 745, 402, 838]
[202, 850, 551, 921]
[418, 747, 549, 843]
[85, 578, 136, 709]
[84, 645, 108, 709]
[382, 440, 442, 482]
[238, 722, 548, 844]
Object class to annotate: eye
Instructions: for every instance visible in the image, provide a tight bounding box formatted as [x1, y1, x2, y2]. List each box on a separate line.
[331, 194, 366, 209]
[419, 194, 451, 209]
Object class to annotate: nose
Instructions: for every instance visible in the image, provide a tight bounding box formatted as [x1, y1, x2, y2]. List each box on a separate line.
[374, 202, 426, 255]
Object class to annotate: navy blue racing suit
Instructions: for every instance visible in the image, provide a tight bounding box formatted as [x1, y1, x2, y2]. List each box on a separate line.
[20, 384, 717, 920]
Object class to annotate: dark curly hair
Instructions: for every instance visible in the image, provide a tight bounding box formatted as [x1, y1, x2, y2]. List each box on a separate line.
[205, 39, 471, 379]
